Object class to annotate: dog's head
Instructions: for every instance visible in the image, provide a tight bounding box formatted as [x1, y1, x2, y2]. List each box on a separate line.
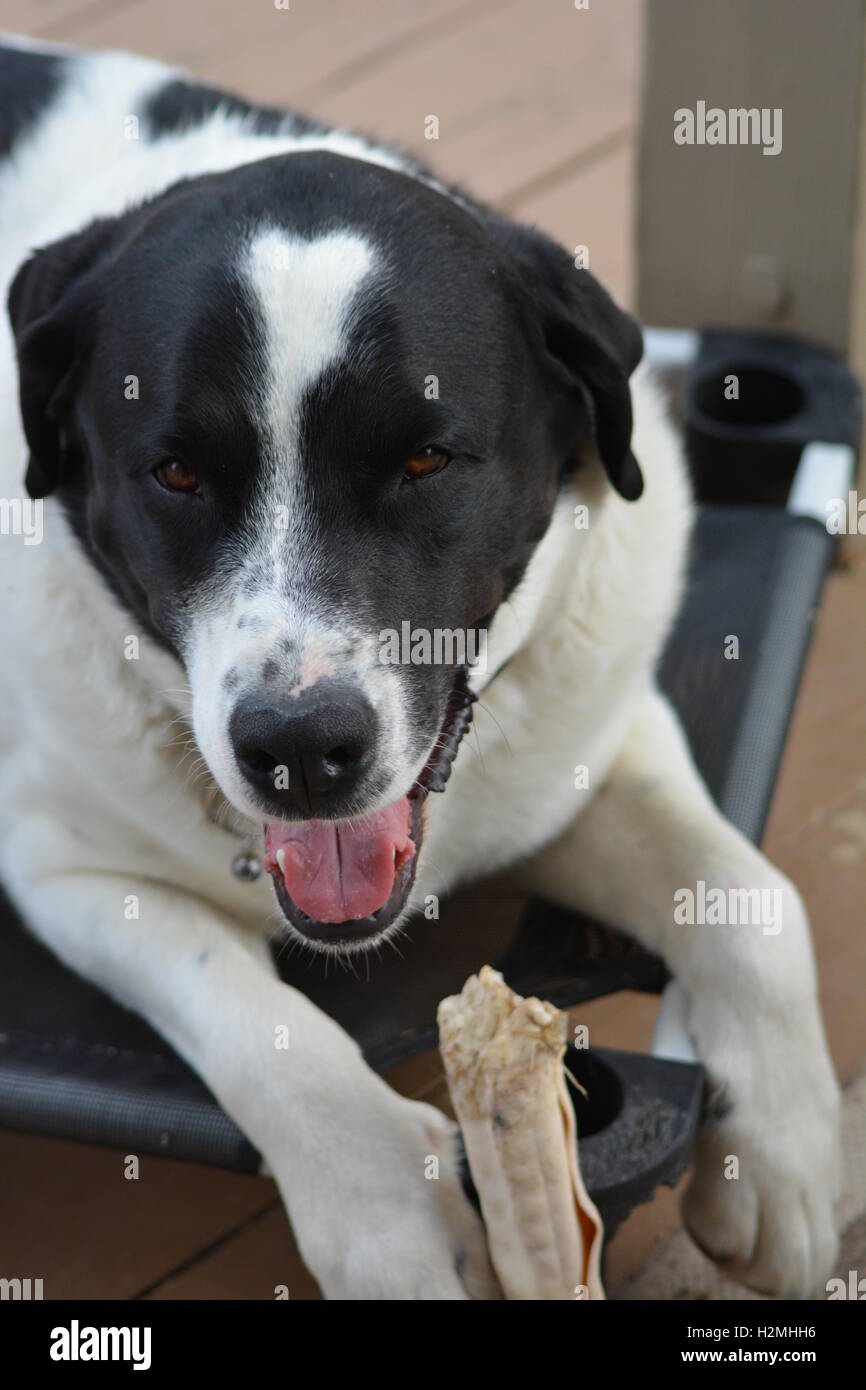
[8, 151, 642, 950]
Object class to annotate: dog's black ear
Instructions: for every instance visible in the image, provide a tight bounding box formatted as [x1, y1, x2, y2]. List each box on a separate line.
[7, 218, 116, 499]
[486, 217, 644, 500]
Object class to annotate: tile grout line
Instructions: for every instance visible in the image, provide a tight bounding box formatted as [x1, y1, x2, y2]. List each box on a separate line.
[42, 0, 146, 41]
[132, 1197, 282, 1301]
[499, 126, 633, 214]
[296, 0, 508, 106]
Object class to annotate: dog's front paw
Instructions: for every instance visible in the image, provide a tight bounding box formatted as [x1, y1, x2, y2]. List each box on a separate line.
[682, 1012, 841, 1297]
[286, 1093, 501, 1301]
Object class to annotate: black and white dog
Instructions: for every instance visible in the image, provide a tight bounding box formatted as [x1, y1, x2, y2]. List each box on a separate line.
[0, 34, 840, 1299]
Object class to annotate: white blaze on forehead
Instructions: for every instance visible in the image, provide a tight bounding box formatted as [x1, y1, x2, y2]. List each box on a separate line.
[242, 227, 376, 451]
[184, 226, 419, 834]
[187, 223, 401, 811]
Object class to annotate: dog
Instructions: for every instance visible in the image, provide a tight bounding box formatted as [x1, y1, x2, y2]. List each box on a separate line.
[0, 33, 841, 1299]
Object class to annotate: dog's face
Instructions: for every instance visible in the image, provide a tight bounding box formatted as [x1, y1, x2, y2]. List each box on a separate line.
[9, 151, 642, 951]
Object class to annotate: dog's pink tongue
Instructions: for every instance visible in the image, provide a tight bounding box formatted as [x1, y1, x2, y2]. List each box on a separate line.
[264, 799, 415, 924]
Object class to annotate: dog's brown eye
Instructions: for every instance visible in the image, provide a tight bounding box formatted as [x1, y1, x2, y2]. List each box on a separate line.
[404, 447, 450, 481]
[153, 460, 199, 494]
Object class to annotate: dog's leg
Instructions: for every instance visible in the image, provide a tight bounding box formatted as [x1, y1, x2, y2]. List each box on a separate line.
[2, 816, 499, 1300]
[518, 687, 841, 1297]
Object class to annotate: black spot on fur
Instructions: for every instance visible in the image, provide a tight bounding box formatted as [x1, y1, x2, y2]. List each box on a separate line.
[0, 45, 65, 160]
[142, 78, 327, 143]
[703, 1087, 733, 1124]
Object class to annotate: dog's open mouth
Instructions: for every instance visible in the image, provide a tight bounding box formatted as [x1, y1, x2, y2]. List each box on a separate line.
[262, 673, 476, 947]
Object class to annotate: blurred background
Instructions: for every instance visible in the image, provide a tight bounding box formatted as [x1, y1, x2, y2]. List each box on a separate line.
[0, 0, 864, 1300]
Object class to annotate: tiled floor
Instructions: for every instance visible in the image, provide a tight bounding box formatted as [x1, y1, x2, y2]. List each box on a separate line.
[0, 0, 863, 1299]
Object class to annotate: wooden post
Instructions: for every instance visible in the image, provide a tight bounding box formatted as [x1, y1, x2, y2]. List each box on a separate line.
[637, 0, 865, 359]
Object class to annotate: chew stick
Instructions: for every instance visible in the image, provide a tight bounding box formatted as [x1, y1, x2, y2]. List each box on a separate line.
[438, 965, 604, 1300]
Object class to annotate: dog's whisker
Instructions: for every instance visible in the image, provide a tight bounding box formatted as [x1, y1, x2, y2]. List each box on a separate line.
[475, 701, 513, 757]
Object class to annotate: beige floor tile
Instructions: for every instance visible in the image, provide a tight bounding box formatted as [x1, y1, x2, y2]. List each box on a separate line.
[764, 535, 866, 852]
[310, 0, 641, 205]
[0, 1129, 274, 1299]
[2, 0, 114, 36]
[146, 1204, 322, 1301]
[31, 0, 486, 95]
[773, 786, 866, 1085]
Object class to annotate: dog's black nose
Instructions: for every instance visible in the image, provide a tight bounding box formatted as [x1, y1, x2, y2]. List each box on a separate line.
[229, 683, 378, 817]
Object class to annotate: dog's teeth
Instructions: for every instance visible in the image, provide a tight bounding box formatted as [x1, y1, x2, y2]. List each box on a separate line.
[276, 848, 286, 876]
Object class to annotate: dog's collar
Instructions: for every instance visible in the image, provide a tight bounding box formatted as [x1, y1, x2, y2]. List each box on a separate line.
[200, 784, 265, 880]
